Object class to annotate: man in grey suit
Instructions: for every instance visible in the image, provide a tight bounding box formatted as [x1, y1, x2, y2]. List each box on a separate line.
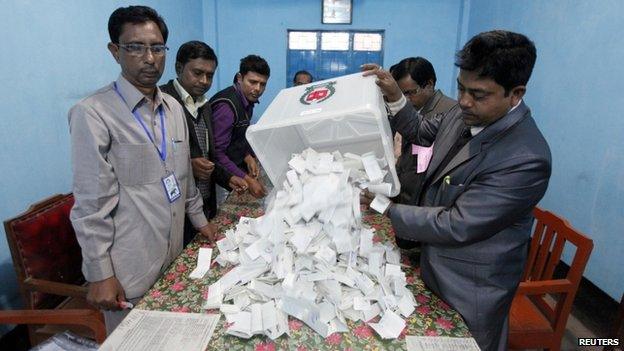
[363, 30, 551, 351]
[391, 57, 457, 206]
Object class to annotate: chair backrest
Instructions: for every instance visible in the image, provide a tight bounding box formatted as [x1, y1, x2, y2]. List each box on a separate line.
[522, 207, 593, 333]
[3, 194, 84, 309]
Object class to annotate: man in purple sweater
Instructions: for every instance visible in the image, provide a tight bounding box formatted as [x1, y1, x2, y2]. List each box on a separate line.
[210, 55, 269, 198]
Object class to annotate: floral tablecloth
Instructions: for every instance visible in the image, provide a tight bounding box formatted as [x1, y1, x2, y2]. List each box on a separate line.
[136, 190, 470, 350]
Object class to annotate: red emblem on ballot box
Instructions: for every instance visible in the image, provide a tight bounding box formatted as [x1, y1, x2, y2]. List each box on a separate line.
[300, 81, 336, 105]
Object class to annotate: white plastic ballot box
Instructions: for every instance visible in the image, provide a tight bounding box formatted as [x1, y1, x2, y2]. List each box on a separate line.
[246, 72, 400, 196]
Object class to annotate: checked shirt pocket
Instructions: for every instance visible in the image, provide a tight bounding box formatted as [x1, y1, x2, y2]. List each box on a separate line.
[111, 143, 161, 185]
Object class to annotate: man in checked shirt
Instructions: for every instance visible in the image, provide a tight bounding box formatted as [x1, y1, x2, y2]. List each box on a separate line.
[161, 41, 247, 245]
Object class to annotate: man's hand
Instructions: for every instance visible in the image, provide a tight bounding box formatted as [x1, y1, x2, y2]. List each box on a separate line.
[198, 222, 218, 245]
[360, 190, 394, 217]
[394, 132, 403, 160]
[228, 175, 248, 193]
[191, 157, 215, 180]
[87, 276, 126, 311]
[361, 63, 403, 103]
[244, 154, 259, 179]
[244, 175, 267, 198]
[360, 189, 375, 207]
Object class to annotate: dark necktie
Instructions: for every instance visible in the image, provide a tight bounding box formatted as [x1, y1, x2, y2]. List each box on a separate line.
[453, 127, 473, 154]
[435, 126, 472, 178]
[418, 126, 472, 204]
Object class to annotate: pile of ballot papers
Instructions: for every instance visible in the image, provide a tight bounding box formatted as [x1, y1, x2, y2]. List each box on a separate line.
[204, 148, 415, 340]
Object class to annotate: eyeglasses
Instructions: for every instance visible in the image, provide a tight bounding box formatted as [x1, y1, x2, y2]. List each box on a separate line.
[117, 43, 169, 56]
[402, 87, 422, 97]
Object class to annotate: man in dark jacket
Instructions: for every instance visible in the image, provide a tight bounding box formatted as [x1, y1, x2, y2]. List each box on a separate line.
[391, 58, 458, 254]
[391, 57, 457, 206]
[161, 41, 247, 245]
[210, 55, 270, 199]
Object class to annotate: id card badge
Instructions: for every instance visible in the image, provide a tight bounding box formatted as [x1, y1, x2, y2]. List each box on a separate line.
[162, 173, 181, 203]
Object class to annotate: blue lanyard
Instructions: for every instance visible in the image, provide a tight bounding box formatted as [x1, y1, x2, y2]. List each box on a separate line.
[113, 82, 167, 162]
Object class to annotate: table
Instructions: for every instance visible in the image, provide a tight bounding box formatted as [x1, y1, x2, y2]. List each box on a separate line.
[136, 190, 470, 350]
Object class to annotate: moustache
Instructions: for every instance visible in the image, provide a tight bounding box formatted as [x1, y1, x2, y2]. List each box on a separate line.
[140, 68, 160, 75]
[460, 109, 475, 117]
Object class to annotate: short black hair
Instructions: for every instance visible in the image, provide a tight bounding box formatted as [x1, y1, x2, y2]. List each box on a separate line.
[176, 41, 218, 68]
[108, 6, 169, 44]
[293, 70, 313, 83]
[388, 63, 398, 75]
[455, 30, 536, 94]
[391, 57, 437, 87]
[239, 55, 270, 78]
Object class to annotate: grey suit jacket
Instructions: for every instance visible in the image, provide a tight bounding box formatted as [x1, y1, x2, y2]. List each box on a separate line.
[388, 101, 551, 351]
[395, 89, 457, 205]
[422, 89, 458, 117]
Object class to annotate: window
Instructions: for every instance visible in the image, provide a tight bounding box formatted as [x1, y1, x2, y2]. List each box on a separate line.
[353, 33, 382, 51]
[287, 30, 384, 86]
[288, 31, 317, 50]
[321, 32, 350, 51]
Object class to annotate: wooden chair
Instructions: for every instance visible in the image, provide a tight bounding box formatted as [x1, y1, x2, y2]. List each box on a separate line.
[2, 194, 106, 345]
[508, 207, 593, 351]
[0, 310, 106, 345]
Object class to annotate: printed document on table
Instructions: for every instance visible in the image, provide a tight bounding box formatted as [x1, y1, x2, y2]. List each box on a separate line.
[405, 336, 481, 351]
[99, 309, 220, 351]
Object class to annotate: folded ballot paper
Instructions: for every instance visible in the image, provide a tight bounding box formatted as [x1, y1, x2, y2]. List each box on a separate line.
[204, 148, 416, 340]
